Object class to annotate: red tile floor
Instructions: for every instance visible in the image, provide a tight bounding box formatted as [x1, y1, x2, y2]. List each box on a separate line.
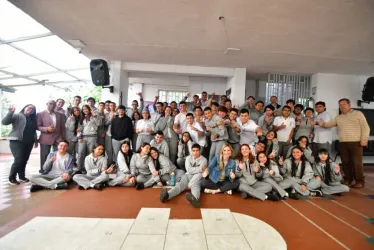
[0, 153, 373, 249]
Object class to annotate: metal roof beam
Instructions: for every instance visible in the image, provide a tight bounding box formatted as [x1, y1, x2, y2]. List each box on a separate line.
[0, 32, 54, 45]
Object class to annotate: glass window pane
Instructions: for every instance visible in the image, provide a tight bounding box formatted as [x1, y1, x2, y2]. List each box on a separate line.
[0, 1, 50, 40]
[32, 73, 76, 82]
[12, 36, 90, 69]
[0, 45, 55, 75]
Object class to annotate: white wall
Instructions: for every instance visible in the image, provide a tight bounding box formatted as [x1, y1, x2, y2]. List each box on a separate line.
[245, 80, 256, 101]
[226, 68, 246, 106]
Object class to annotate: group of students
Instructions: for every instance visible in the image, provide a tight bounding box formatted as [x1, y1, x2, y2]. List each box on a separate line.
[2, 91, 359, 209]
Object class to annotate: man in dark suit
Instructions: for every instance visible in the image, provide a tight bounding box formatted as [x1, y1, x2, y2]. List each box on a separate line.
[37, 100, 66, 172]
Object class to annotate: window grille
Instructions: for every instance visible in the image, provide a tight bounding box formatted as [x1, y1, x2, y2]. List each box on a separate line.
[158, 90, 188, 104]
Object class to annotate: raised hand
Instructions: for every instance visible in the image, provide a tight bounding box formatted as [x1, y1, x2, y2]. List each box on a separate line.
[8, 105, 15, 112]
[136, 92, 142, 97]
[186, 92, 191, 97]
[278, 156, 284, 165]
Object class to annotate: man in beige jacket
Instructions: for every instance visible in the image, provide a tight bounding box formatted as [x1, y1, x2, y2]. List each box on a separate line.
[318, 98, 370, 188]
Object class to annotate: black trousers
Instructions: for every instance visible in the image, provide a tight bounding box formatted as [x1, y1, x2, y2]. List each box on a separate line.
[9, 140, 34, 180]
[201, 178, 240, 192]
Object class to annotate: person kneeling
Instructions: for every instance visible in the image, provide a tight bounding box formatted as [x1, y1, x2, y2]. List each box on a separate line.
[159, 144, 207, 208]
[201, 144, 239, 195]
[30, 140, 73, 192]
[73, 144, 111, 190]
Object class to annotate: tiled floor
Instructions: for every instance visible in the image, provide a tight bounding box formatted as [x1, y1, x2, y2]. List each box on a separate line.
[0, 153, 374, 250]
[0, 208, 287, 250]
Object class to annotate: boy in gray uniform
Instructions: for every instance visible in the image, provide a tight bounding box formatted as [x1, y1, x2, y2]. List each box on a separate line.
[150, 131, 170, 157]
[159, 144, 207, 208]
[204, 107, 228, 161]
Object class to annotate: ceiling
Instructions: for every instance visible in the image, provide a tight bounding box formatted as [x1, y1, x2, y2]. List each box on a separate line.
[10, 0, 374, 76]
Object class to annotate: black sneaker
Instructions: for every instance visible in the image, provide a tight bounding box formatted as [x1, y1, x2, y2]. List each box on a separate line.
[185, 193, 200, 208]
[19, 177, 30, 183]
[160, 188, 169, 202]
[310, 190, 323, 197]
[78, 185, 85, 190]
[93, 184, 103, 190]
[56, 183, 68, 190]
[289, 193, 300, 200]
[9, 178, 20, 185]
[136, 183, 144, 190]
[240, 192, 248, 199]
[30, 184, 44, 192]
[332, 193, 343, 196]
[267, 194, 280, 202]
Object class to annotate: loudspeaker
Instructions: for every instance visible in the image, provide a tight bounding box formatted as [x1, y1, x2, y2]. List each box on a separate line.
[90, 59, 110, 86]
[362, 76, 374, 102]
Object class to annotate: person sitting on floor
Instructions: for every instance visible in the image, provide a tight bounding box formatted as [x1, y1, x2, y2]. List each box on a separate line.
[73, 143, 112, 190]
[29, 140, 73, 192]
[107, 140, 135, 187]
[146, 147, 185, 187]
[159, 144, 207, 208]
[235, 144, 278, 201]
[201, 144, 239, 195]
[309, 148, 349, 195]
[286, 135, 315, 163]
[176, 131, 193, 172]
[278, 146, 321, 199]
[150, 131, 170, 157]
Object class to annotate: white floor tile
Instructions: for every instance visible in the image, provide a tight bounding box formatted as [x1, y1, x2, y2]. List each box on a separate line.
[232, 213, 287, 250]
[121, 234, 165, 250]
[76, 218, 135, 250]
[201, 209, 241, 235]
[206, 235, 251, 250]
[130, 208, 170, 235]
[164, 220, 207, 250]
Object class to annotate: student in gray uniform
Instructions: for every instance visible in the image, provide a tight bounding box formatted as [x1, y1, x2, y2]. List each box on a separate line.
[97, 102, 106, 146]
[131, 110, 142, 151]
[29, 140, 73, 192]
[108, 140, 134, 187]
[294, 108, 314, 143]
[65, 107, 81, 167]
[258, 105, 275, 135]
[155, 106, 178, 163]
[128, 142, 156, 190]
[147, 147, 185, 187]
[135, 110, 154, 151]
[204, 107, 228, 161]
[254, 152, 287, 199]
[77, 105, 102, 172]
[264, 130, 280, 161]
[249, 101, 264, 124]
[236, 144, 279, 201]
[286, 136, 315, 163]
[278, 146, 321, 198]
[150, 131, 170, 157]
[73, 144, 111, 190]
[160, 144, 207, 208]
[201, 144, 239, 195]
[309, 149, 349, 195]
[226, 108, 241, 157]
[177, 132, 193, 172]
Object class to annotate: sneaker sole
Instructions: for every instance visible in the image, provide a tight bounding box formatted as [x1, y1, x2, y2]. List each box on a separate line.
[185, 193, 200, 208]
[8, 181, 20, 185]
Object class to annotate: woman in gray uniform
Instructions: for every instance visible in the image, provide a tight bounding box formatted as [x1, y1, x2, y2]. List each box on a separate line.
[108, 140, 134, 187]
[286, 136, 315, 163]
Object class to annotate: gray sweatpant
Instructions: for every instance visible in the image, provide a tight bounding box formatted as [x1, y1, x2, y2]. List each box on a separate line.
[77, 136, 97, 171]
[67, 140, 78, 165]
[108, 173, 135, 187]
[209, 140, 226, 161]
[263, 178, 288, 197]
[29, 173, 67, 189]
[73, 173, 109, 189]
[136, 134, 153, 151]
[147, 169, 185, 186]
[105, 135, 113, 165]
[165, 137, 178, 164]
[238, 179, 272, 201]
[136, 174, 154, 188]
[307, 180, 349, 195]
[177, 157, 186, 172]
[168, 173, 202, 200]
[278, 141, 292, 158]
[278, 177, 315, 196]
[112, 138, 127, 163]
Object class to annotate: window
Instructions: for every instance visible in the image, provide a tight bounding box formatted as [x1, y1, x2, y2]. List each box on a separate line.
[158, 90, 188, 104]
[266, 73, 311, 106]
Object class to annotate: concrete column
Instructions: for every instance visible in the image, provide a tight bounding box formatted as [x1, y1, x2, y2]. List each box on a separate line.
[227, 68, 246, 106]
[101, 61, 129, 106]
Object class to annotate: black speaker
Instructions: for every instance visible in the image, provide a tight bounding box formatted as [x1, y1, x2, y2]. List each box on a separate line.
[90, 59, 110, 86]
[362, 76, 374, 102]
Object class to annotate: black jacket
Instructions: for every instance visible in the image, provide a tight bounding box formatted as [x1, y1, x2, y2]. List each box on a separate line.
[111, 115, 133, 140]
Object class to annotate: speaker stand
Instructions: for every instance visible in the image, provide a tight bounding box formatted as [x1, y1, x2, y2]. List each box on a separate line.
[102, 86, 114, 93]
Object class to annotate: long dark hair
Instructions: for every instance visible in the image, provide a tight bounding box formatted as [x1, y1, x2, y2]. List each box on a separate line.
[120, 140, 133, 167]
[79, 105, 92, 125]
[290, 146, 307, 178]
[297, 135, 310, 148]
[150, 147, 161, 171]
[70, 107, 81, 136]
[20, 104, 37, 128]
[136, 142, 150, 154]
[132, 110, 142, 121]
[256, 151, 271, 169]
[181, 131, 191, 156]
[265, 130, 277, 154]
[316, 148, 332, 185]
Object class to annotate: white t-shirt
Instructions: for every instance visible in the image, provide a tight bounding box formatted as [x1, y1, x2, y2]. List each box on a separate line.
[174, 112, 188, 132]
[136, 119, 154, 135]
[186, 121, 206, 147]
[314, 111, 333, 144]
[273, 116, 295, 142]
[238, 119, 259, 145]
